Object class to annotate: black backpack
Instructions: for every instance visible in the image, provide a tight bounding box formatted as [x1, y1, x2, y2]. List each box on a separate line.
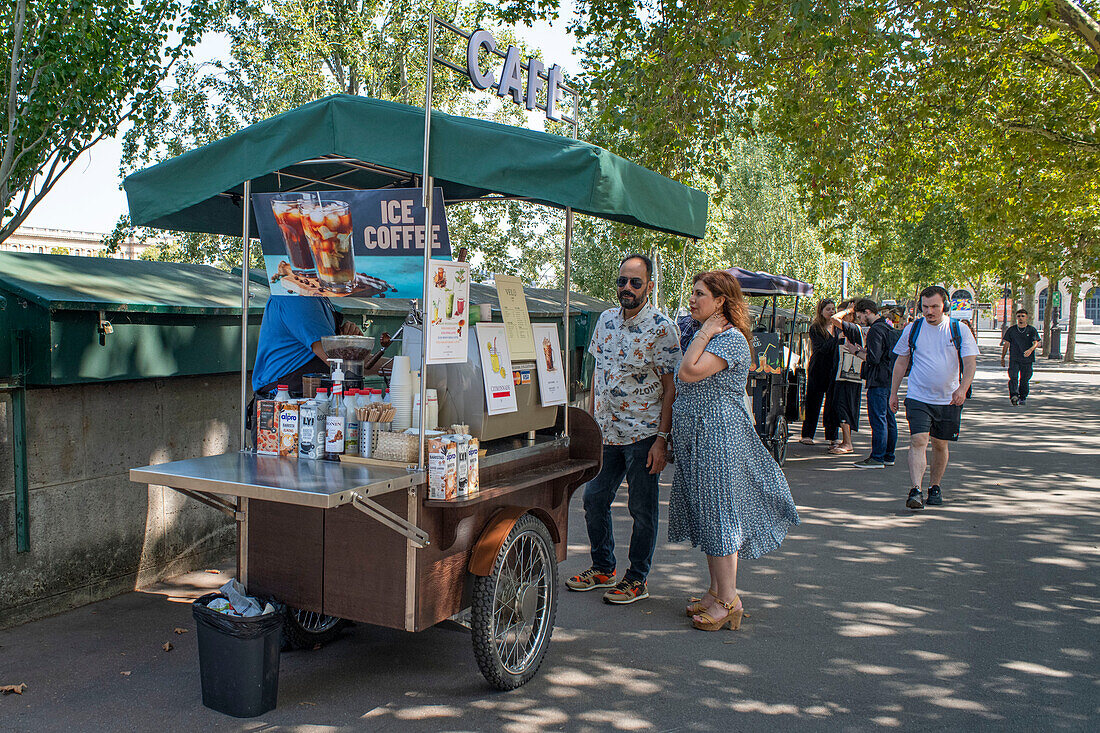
[908, 318, 972, 398]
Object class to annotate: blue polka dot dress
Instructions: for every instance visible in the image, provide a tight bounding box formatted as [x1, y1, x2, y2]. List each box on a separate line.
[669, 329, 800, 558]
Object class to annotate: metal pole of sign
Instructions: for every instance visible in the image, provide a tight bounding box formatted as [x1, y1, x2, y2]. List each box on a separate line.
[418, 15, 436, 473]
[563, 108, 579, 439]
[240, 180, 251, 451]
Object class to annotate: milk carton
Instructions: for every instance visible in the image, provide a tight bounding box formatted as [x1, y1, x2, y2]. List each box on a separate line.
[453, 435, 470, 497]
[278, 401, 300, 457]
[298, 399, 321, 460]
[427, 437, 458, 500]
[255, 400, 278, 455]
[466, 437, 480, 496]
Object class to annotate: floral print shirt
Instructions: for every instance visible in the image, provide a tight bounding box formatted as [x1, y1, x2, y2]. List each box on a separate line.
[588, 303, 682, 445]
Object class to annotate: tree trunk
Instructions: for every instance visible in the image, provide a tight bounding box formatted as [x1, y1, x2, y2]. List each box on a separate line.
[1064, 278, 1082, 362]
[870, 283, 881, 302]
[1041, 271, 1057, 357]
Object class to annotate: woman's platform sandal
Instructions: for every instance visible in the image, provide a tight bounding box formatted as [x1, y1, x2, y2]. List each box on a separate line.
[686, 589, 718, 617]
[692, 594, 745, 631]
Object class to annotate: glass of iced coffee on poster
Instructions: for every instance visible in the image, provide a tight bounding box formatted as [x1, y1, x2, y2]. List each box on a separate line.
[301, 199, 355, 292]
[271, 196, 314, 270]
[542, 337, 555, 371]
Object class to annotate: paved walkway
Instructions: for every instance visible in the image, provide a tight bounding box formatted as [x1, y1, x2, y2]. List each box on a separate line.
[2, 359, 1097, 731]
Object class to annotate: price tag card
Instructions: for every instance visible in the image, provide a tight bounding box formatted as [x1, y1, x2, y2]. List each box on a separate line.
[475, 323, 518, 415]
[531, 323, 567, 406]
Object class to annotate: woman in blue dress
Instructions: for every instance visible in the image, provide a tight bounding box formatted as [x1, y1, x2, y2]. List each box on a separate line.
[670, 270, 801, 631]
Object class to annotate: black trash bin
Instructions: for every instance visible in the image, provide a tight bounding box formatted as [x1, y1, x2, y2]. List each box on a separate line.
[192, 592, 283, 718]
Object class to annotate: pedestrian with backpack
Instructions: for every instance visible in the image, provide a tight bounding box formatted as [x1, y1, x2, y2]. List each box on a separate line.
[889, 286, 979, 510]
[846, 299, 900, 469]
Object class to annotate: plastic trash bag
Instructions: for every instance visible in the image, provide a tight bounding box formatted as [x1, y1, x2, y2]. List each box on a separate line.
[193, 592, 283, 639]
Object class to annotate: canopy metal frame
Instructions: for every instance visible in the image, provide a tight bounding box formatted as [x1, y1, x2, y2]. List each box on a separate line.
[421, 15, 582, 470]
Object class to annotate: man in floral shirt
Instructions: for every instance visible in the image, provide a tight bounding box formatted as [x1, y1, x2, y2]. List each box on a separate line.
[566, 254, 682, 604]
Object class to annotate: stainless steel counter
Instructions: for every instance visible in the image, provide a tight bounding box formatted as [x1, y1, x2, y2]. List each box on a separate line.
[130, 452, 424, 508]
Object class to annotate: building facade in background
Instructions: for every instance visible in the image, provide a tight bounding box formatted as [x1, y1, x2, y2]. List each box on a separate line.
[1, 226, 162, 259]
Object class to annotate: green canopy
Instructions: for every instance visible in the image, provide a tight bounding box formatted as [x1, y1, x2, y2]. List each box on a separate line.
[123, 95, 707, 239]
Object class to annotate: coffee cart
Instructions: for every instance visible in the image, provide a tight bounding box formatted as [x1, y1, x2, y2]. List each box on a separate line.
[726, 268, 812, 466]
[125, 63, 706, 689]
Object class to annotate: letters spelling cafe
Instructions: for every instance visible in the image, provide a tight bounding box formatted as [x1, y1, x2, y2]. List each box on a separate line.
[126, 18, 707, 690]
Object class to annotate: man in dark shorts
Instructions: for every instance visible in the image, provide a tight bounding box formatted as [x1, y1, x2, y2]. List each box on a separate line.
[889, 286, 978, 510]
[1000, 309, 1041, 405]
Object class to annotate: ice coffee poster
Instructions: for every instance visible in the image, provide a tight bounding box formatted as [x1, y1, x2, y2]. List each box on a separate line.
[426, 260, 470, 365]
[531, 323, 567, 406]
[475, 323, 518, 415]
[494, 274, 537, 360]
[252, 188, 451, 299]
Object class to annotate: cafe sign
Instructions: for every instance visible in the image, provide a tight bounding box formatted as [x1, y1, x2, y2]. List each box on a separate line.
[466, 30, 569, 121]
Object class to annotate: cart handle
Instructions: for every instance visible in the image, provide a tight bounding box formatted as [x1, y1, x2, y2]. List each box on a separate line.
[349, 491, 431, 548]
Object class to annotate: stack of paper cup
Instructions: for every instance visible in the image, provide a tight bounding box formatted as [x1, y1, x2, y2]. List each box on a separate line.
[389, 356, 413, 431]
[426, 389, 439, 430]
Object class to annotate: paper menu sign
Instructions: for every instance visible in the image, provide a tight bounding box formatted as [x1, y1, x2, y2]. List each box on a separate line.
[494, 274, 536, 360]
[426, 260, 470, 364]
[475, 323, 518, 415]
[531, 323, 567, 406]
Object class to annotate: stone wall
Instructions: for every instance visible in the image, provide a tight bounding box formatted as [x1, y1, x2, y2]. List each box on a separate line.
[0, 374, 239, 629]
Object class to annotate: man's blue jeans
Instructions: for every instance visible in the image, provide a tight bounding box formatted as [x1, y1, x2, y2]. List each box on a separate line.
[582, 436, 659, 583]
[866, 387, 897, 463]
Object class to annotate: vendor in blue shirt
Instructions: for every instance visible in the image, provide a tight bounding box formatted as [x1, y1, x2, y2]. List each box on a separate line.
[251, 296, 361, 396]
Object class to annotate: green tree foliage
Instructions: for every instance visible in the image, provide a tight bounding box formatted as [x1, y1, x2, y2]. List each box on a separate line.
[503, 0, 1100, 310]
[0, 0, 212, 243]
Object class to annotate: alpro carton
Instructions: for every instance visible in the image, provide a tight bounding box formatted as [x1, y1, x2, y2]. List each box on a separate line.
[427, 437, 458, 500]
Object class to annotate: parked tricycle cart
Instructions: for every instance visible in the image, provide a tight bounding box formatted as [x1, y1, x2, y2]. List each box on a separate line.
[725, 267, 812, 466]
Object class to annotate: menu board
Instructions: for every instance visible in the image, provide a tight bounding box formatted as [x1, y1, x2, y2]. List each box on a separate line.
[494, 274, 536, 361]
[750, 332, 784, 374]
[426, 260, 470, 364]
[531, 323, 567, 406]
[252, 188, 450, 299]
[475, 323, 518, 415]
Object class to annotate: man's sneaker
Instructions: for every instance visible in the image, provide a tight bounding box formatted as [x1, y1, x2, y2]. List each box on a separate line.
[906, 487, 924, 510]
[927, 485, 943, 506]
[565, 567, 616, 592]
[602, 579, 649, 605]
[1010, 396, 1019, 405]
[853, 457, 885, 469]
[883, 458, 896, 466]
[1018, 398, 1027, 406]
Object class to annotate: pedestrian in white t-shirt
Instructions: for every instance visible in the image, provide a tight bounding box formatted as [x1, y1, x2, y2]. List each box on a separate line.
[889, 286, 979, 510]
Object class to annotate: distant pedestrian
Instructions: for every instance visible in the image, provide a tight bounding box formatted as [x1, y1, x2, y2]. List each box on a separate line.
[670, 270, 800, 631]
[799, 299, 839, 446]
[1000, 309, 1041, 406]
[848, 299, 900, 469]
[826, 301, 865, 454]
[889, 286, 979, 510]
[568, 253, 681, 604]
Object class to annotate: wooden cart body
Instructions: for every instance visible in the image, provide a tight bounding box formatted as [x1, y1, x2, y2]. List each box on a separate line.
[132, 408, 600, 633]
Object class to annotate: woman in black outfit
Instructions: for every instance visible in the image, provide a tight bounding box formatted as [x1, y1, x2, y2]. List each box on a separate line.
[800, 299, 839, 445]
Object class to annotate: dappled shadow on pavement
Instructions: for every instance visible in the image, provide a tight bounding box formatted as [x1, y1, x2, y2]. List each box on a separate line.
[1, 361, 1096, 731]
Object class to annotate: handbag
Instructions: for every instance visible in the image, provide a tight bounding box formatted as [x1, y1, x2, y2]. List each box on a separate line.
[836, 327, 866, 383]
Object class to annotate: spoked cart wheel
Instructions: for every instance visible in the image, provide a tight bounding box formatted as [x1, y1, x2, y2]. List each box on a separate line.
[283, 607, 345, 649]
[769, 415, 789, 466]
[471, 513, 558, 690]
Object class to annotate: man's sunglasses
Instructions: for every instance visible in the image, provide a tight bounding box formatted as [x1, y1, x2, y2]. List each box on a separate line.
[616, 276, 645, 289]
